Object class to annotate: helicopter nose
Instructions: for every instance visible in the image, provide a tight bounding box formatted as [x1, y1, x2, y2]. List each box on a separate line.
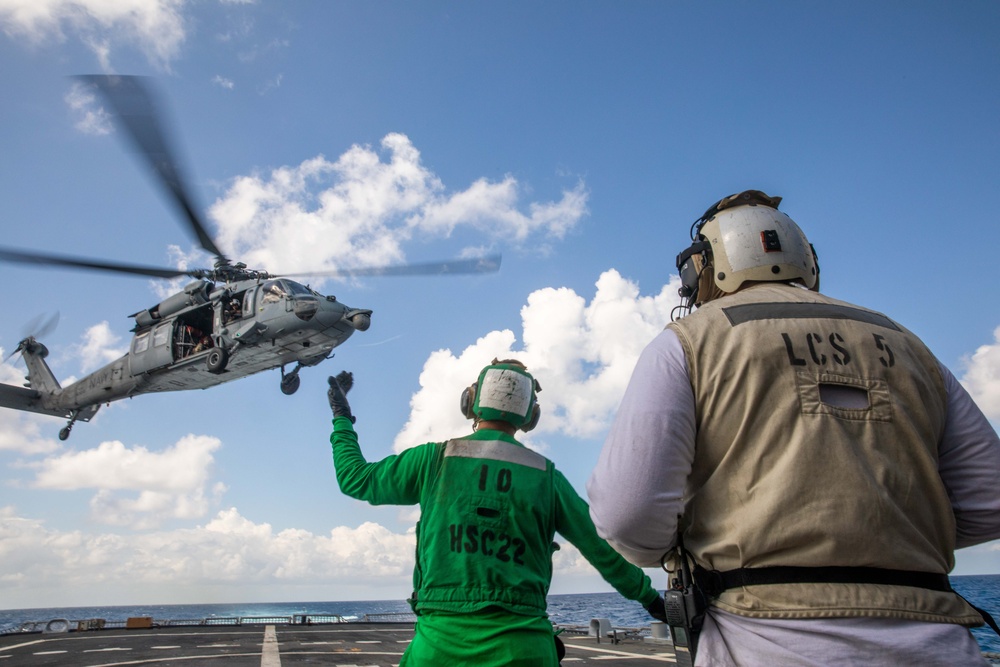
[347, 311, 371, 331]
[293, 297, 319, 321]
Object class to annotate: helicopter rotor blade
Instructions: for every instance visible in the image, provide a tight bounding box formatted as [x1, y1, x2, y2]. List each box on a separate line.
[4, 312, 59, 365]
[21, 312, 60, 341]
[278, 253, 502, 279]
[2, 347, 22, 365]
[77, 75, 227, 262]
[0, 246, 199, 280]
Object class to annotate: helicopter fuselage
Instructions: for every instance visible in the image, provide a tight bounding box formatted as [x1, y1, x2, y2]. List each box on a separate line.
[6, 276, 371, 438]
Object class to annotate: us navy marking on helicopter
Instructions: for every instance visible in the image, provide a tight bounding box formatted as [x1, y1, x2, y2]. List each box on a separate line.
[0, 75, 500, 440]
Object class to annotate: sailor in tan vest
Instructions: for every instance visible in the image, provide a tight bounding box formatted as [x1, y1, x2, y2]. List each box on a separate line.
[587, 190, 1000, 666]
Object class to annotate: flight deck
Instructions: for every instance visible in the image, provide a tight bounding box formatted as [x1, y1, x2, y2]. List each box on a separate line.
[0, 620, 680, 666]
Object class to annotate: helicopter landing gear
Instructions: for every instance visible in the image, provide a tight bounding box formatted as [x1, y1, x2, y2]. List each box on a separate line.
[206, 347, 229, 374]
[59, 411, 81, 441]
[280, 364, 302, 395]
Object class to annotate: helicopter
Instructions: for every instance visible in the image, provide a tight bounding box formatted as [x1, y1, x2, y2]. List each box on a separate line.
[0, 75, 500, 440]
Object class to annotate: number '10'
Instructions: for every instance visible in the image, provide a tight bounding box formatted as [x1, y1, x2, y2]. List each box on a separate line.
[479, 464, 512, 493]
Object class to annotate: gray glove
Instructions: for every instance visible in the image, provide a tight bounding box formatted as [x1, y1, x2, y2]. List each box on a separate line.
[328, 371, 355, 423]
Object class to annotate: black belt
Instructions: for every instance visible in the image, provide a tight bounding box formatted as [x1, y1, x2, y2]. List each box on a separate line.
[693, 565, 953, 599]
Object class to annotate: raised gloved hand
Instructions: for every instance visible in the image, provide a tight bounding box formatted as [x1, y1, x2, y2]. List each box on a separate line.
[328, 371, 355, 423]
[646, 595, 668, 623]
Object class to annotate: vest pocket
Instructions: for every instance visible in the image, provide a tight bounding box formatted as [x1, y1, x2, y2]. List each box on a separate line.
[796, 371, 892, 422]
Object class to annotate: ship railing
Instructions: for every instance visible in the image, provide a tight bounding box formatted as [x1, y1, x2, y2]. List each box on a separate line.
[235, 616, 294, 625]
[160, 619, 217, 627]
[2, 612, 417, 635]
[98, 620, 129, 630]
[297, 614, 350, 624]
[362, 613, 417, 623]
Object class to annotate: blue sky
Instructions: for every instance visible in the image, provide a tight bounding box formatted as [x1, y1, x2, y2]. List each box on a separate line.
[1, 1, 998, 610]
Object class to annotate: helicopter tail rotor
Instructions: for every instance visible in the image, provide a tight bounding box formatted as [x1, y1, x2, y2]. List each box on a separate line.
[4, 313, 60, 365]
[22, 312, 60, 342]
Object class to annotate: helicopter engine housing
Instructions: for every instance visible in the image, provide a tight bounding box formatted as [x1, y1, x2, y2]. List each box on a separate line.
[133, 280, 214, 328]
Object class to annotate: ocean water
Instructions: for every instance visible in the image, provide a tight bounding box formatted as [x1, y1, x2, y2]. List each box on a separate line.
[2, 576, 997, 655]
[954, 575, 1000, 655]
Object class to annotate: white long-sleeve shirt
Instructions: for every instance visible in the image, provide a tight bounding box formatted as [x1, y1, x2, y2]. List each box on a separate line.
[587, 327, 1000, 666]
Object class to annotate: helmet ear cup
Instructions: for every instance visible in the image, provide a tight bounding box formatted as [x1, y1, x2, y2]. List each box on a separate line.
[521, 404, 541, 432]
[460, 383, 478, 420]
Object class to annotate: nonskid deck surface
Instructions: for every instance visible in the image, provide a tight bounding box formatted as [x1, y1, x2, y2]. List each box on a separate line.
[0, 622, 680, 666]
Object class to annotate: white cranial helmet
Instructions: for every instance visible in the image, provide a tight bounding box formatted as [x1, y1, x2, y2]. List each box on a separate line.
[460, 359, 541, 431]
[676, 190, 819, 307]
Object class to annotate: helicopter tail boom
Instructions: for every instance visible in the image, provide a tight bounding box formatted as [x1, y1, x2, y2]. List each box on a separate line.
[0, 382, 99, 420]
[15, 337, 62, 394]
[0, 338, 101, 427]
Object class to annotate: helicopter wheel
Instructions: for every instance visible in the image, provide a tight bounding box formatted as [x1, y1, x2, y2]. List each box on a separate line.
[206, 348, 229, 374]
[59, 426, 71, 441]
[280, 373, 301, 395]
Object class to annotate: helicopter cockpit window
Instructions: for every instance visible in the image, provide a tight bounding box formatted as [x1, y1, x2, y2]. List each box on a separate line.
[261, 280, 287, 305]
[285, 281, 314, 297]
[223, 291, 244, 322]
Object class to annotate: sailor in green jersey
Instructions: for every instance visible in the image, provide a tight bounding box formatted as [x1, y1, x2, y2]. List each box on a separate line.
[328, 359, 667, 666]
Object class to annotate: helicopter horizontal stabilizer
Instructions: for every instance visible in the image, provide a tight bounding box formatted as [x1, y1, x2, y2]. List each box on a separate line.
[0, 383, 99, 421]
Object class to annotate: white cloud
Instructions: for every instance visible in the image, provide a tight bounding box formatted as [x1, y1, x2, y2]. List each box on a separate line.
[0, 0, 187, 69]
[409, 175, 589, 243]
[65, 80, 114, 135]
[0, 408, 59, 455]
[0, 506, 416, 608]
[0, 504, 635, 609]
[145, 244, 204, 299]
[30, 435, 225, 527]
[256, 72, 283, 95]
[66, 321, 128, 373]
[960, 325, 1000, 421]
[212, 74, 235, 90]
[207, 134, 589, 277]
[0, 352, 61, 454]
[394, 270, 680, 451]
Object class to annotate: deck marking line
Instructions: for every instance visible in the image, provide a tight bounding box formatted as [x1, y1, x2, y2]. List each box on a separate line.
[32, 651, 68, 655]
[198, 643, 243, 647]
[3, 640, 47, 651]
[75, 651, 261, 666]
[261, 624, 281, 667]
[565, 642, 675, 662]
[301, 641, 344, 645]
[83, 648, 133, 653]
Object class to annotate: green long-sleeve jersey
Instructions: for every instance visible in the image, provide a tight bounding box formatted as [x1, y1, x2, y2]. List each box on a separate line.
[331, 416, 658, 616]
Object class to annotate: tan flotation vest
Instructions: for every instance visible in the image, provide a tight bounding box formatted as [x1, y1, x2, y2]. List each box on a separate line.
[668, 283, 981, 625]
